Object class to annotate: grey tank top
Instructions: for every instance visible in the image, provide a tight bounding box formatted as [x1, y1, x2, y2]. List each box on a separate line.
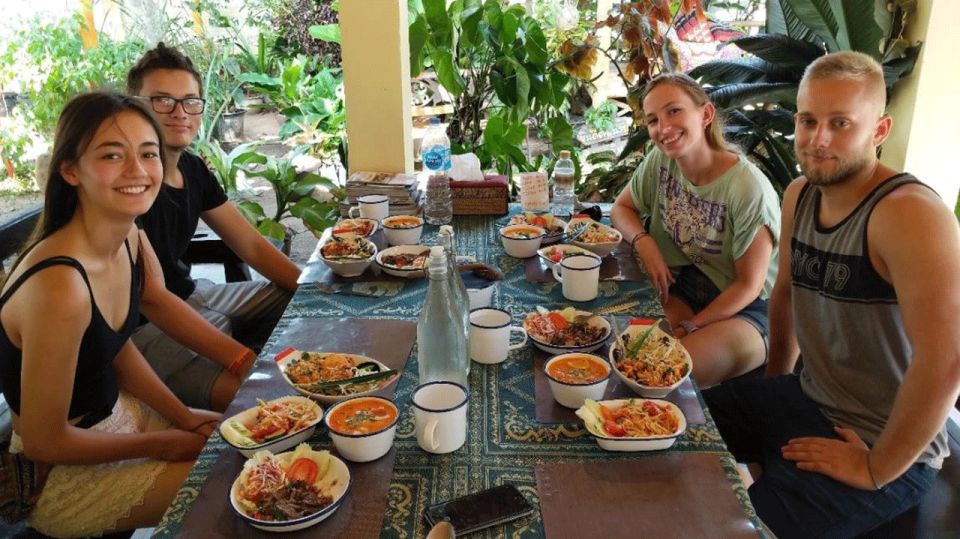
[792, 174, 948, 469]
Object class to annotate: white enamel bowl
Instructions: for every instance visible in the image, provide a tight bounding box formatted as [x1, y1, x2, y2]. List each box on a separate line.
[543, 353, 611, 409]
[318, 236, 377, 277]
[380, 215, 424, 246]
[566, 220, 623, 258]
[229, 450, 351, 532]
[220, 396, 324, 458]
[576, 398, 687, 452]
[323, 396, 399, 462]
[523, 311, 611, 355]
[331, 217, 379, 238]
[499, 224, 546, 258]
[608, 324, 692, 398]
[375, 244, 430, 278]
[275, 349, 400, 405]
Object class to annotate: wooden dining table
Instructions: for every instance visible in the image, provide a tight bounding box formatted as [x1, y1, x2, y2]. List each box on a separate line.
[152, 207, 769, 538]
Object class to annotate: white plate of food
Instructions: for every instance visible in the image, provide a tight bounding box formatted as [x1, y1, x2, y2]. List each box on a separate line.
[331, 218, 379, 238]
[508, 212, 567, 244]
[522, 307, 611, 355]
[608, 321, 692, 398]
[565, 217, 623, 258]
[375, 244, 431, 278]
[318, 236, 378, 277]
[230, 444, 351, 532]
[575, 398, 687, 451]
[275, 348, 400, 404]
[220, 396, 324, 458]
[536, 244, 594, 272]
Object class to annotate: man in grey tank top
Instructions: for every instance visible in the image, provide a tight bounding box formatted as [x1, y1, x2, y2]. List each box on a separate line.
[703, 51, 960, 538]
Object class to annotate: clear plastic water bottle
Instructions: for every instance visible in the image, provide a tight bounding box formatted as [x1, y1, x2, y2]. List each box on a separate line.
[417, 246, 469, 386]
[552, 150, 576, 218]
[438, 225, 470, 355]
[422, 118, 453, 224]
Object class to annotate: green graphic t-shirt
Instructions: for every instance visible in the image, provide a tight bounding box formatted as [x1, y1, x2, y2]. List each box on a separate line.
[629, 147, 781, 298]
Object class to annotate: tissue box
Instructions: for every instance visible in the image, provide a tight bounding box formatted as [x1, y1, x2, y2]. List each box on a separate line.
[450, 175, 509, 215]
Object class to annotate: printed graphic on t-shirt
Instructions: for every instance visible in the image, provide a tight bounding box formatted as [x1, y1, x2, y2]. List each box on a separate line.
[790, 238, 897, 304]
[656, 166, 727, 264]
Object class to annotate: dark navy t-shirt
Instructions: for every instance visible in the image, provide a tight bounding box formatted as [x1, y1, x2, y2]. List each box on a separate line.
[138, 151, 228, 299]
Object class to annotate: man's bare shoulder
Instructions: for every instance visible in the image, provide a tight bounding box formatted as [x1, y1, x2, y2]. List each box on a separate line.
[871, 182, 956, 231]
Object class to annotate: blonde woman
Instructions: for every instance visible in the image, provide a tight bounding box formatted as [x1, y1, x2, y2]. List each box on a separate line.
[611, 73, 780, 388]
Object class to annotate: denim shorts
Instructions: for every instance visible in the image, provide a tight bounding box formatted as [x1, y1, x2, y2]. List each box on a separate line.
[668, 265, 769, 339]
[703, 375, 937, 538]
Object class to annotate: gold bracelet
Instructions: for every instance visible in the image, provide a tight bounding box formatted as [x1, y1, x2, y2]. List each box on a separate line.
[866, 452, 883, 490]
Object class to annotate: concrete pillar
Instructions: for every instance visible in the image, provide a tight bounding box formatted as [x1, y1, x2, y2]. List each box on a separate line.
[882, 0, 960, 208]
[591, 0, 614, 102]
[340, 0, 413, 174]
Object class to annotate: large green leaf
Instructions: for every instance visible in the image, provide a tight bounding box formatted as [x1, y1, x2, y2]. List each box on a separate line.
[503, 57, 530, 119]
[257, 219, 287, 242]
[730, 35, 825, 68]
[782, 0, 840, 50]
[545, 116, 574, 151]
[309, 24, 341, 45]
[428, 45, 465, 95]
[707, 82, 799, 110]
[522, 20, 548, 66]
[409, 15, 429, 76]
[618, 129, 650, 161]
[459, 2, 483, 47]
[422, 0, 453, 46]
[881, 44, 922, 91]
[833, 0, 885, 57]
[691, 57, 804, 85]
[499, 10, 519, 45]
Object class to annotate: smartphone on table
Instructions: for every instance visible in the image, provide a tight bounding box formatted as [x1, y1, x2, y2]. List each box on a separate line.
[423, 483, 535, 535]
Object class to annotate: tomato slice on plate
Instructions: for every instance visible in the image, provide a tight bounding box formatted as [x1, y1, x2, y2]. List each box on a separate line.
[603, 420, 625, 437]
[287, 457, 319, 484]
[547, 312, 569, 330]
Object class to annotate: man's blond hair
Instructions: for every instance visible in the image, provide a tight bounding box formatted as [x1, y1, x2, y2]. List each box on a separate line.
[800, 51, 887, 106]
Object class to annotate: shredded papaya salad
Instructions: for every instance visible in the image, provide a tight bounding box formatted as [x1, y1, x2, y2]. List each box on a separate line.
[613, 325, 689, 387]
[236, 445, 335, 522]
[581, 399, 680, 438]
[226, 398, 320, 447]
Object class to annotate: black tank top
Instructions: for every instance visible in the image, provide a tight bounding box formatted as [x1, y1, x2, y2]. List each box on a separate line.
[0, 240, 139, 424]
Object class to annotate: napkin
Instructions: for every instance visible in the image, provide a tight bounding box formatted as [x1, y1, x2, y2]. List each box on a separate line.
[449, 153, 483, 181]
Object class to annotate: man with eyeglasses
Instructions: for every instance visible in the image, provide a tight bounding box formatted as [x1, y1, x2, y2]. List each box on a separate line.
[125, 43, 299, 412]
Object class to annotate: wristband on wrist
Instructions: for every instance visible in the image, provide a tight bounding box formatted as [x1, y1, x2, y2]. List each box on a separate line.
[631, 231, 649, 248]
[866, 452, 883, 490]
[228, 348, 257, 376]
[678, 320, 699, 334]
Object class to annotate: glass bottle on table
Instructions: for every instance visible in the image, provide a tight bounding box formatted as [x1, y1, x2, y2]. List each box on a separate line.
[552, 150, 576, 218]
[438, 225, 469, 355]
[417, 246, 469, 386]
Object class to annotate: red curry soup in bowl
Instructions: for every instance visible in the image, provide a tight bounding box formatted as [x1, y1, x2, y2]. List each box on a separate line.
[323, 396, 399, 462]
[543, 353, 610, 409]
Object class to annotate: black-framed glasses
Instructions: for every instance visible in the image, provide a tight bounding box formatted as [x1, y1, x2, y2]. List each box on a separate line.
[141, 96, 206, 115]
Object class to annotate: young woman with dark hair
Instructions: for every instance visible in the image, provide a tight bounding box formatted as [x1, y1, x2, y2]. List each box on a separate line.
[0, 92, 219, 537]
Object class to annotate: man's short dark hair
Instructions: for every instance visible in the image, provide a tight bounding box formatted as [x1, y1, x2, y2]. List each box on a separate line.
[127, 42, 203, 96]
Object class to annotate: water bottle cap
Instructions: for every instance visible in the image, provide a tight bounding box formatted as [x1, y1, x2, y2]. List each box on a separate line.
[439, 225, 453, 235]
[430, 118, 441, 125]
[429, 245, 445, 259]
[558, 150, 571, 159]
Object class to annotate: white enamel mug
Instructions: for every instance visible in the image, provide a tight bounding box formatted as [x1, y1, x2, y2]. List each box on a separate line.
[348, 194, 390, 221]
[412, 381, 469, 454]
[469, 308, 527, 365]
[551, 253, 602, 302]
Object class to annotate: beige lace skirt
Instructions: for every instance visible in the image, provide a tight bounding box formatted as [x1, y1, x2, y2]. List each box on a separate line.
[10, 392, 170, 538]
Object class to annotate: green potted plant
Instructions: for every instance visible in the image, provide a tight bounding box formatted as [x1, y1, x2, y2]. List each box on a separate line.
[235, 146, 342, 248]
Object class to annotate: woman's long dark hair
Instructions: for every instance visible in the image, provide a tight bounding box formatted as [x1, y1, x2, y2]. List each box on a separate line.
[3, 91, 165, 288]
